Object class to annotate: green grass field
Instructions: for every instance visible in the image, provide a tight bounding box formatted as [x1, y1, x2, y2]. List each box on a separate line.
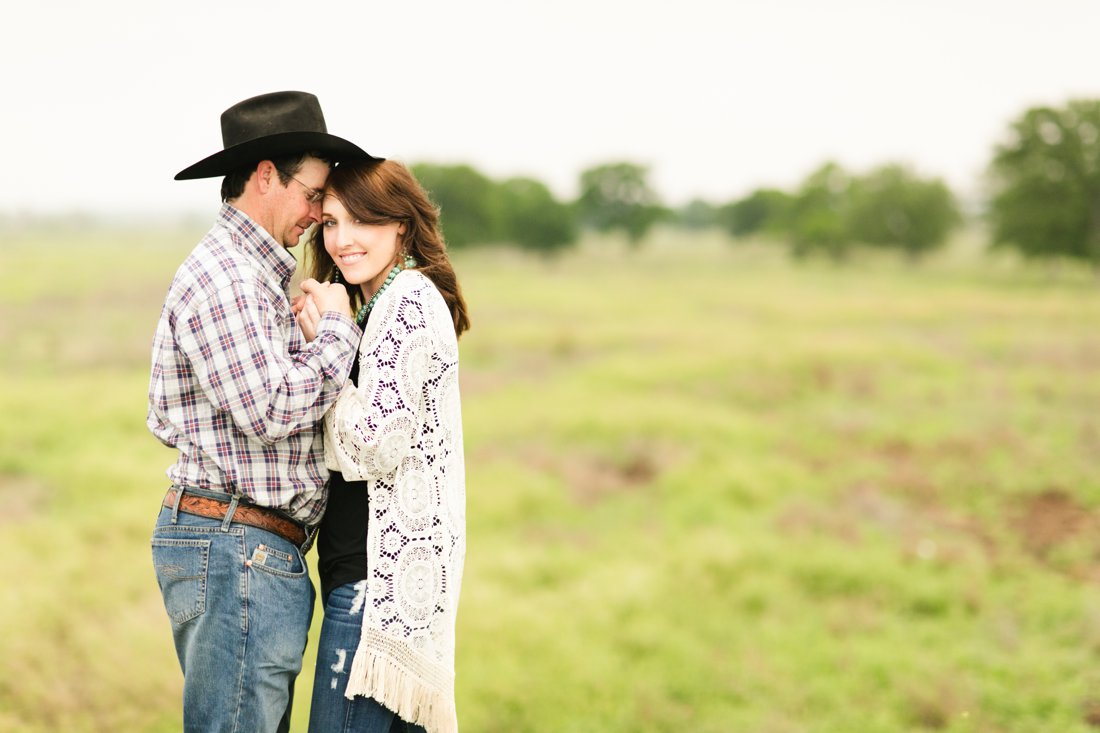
[2, 224, 1099, 732]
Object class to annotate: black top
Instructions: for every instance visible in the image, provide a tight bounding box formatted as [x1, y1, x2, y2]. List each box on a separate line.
[317, 355, 369, 604]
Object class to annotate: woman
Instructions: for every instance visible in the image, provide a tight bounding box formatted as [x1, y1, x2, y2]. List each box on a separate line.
[296, 159, 470, 733]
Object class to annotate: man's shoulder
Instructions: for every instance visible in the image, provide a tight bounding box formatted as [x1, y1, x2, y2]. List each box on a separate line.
[193, 226, 259, 277]
[166, 227, 266, 311]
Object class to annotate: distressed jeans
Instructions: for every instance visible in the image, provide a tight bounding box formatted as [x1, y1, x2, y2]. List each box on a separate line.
[308, 581, 427, 733]
[151, 487, 314, 733]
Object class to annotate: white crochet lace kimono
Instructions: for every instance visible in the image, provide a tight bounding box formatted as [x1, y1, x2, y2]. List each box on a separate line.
[323, 270, 466, 733]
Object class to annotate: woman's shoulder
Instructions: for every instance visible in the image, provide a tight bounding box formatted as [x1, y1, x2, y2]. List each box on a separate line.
[394, 267, 431, 290]
[392, 269, 446, 307]
[371, 269, 450, 329]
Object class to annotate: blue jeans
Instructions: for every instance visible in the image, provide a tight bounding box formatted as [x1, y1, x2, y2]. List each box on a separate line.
[308, 582, 427, 733]
[151, 488, 314, 733]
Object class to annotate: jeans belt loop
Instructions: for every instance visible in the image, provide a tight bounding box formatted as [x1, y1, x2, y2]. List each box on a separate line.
[221, 494, 240, 533]
[170, 485, 185, 524]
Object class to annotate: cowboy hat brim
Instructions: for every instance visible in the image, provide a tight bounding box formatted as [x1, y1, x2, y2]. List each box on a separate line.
[174, 131, 381, 180]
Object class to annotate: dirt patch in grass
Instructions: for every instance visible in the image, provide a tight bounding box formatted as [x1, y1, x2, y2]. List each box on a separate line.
[508, 439, 678, 505]
[0, 473, 51, 525]
[458, 340, 605, 397]
[1016, 340, 1100, 371]
[904, 677, 972, 730]
[1012, 489, 1097, 561]
[775, 480, 999, 569]
[808, 360, 879, 400]
[1082, 697, 1100, 728]
[1, 285, 167, 372]
[776, 476, 1100, 582]
[778, 428, 1048, 559]
[874, 432, 1026, 500]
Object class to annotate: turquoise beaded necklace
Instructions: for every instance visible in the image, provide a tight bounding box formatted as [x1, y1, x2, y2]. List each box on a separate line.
[354, 256, 417, 327]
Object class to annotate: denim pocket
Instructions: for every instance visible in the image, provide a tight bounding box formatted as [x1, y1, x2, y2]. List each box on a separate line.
[248, 541, 306, 579]
[152, 538, 211, 624]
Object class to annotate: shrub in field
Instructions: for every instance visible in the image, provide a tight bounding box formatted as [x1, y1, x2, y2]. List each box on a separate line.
[675, 198, 724, 230]
[846, 164, 961, 259]
[412, 163, 498, 248]
[788, 161, 853, 260]
[720, 187, 795, 239]
[492, 176, 578, 256]
[988, 99, 1100, 266]
[576, 161, 666, 245]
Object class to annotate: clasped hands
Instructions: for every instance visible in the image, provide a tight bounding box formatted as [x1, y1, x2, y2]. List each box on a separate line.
[292, 279, 354, 342]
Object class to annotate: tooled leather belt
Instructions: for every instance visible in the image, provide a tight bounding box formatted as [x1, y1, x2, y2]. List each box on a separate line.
[162, 488, 307, 547]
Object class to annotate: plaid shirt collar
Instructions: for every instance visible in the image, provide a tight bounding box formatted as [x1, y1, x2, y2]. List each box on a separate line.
[217, 203, 297, 292]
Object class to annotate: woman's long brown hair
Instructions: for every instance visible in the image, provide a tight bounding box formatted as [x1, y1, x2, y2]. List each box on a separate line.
[308, 159, 470, 337]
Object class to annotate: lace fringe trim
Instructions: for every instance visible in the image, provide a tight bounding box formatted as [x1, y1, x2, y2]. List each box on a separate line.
[345, 629, 457, 733]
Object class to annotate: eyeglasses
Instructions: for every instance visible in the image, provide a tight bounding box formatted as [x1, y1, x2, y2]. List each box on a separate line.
[278, 170, 324, 205]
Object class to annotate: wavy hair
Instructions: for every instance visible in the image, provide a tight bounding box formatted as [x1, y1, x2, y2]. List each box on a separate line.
[308, 159, 470, 337]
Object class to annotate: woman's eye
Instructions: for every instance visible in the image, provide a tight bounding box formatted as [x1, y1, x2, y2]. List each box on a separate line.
[322, 220, 335, 228]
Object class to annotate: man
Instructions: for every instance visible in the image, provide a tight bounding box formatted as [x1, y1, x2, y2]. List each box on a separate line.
[148, 90, 379, 732]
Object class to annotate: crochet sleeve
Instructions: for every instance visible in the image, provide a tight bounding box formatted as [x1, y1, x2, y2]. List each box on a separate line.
[324, 288, 438, 480]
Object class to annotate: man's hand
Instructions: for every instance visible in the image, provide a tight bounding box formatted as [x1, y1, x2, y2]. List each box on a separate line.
[295, 294, 322, 342]
[299, 279, 353, 320]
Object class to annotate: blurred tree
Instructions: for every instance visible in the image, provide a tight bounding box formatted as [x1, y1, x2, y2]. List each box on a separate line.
[412, 163, 497, 247]
[493, 177, 578, 256]
[576, 162, 665, 244]
[846, 164, 961, 258]
[787, 162, 852, 260]
[720, 188, 795, 238]
[676, 198, 722, 230]
[988, 100, 1100, 265]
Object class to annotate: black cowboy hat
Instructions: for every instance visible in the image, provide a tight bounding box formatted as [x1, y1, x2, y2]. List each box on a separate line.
[174, 90, 379, 180]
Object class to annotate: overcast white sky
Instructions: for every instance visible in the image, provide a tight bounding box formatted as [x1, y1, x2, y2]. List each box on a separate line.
[3, 0, 1097, 217]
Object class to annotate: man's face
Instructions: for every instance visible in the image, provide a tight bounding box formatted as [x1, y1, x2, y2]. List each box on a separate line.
[272, 156, 329, 248]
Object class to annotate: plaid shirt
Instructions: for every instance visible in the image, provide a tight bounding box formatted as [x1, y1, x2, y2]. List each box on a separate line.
[148, 204, 360, 525]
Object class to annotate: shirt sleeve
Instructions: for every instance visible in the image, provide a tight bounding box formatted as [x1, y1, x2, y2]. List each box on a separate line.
[176, 278, 360, 445]
[324, 290, 438, 480]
